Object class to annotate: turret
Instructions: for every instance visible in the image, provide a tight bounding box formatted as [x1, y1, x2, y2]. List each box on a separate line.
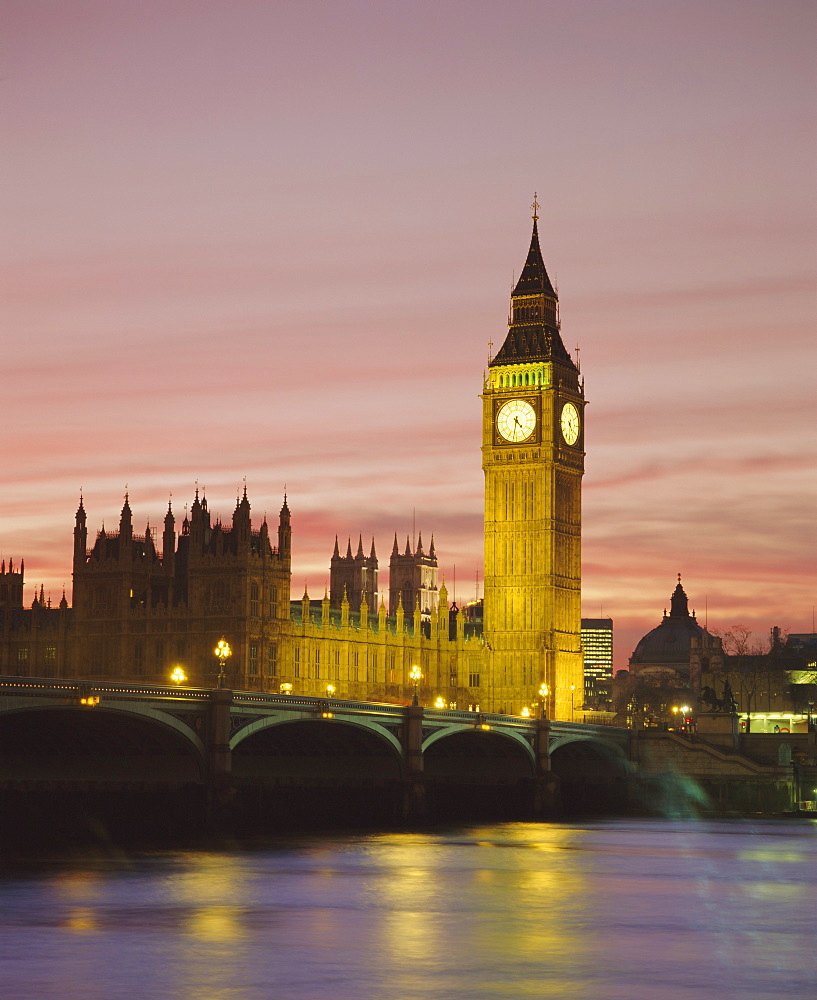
[163, 500, 176, 575]
[73, 494, 87, 571]
[190, 487, 205, 546]
[233, 483, 251, 549]
[119, 492, 133, 561]
[277, 494, 291, 563]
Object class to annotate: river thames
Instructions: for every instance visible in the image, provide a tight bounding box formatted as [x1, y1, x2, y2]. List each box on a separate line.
[0, 818, 813, 1000]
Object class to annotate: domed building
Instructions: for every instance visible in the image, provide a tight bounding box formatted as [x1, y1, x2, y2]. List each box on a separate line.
[629, 576, 723, 692]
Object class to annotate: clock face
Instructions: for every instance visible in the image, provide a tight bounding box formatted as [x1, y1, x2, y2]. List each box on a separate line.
[496, 399, 537, 442]
[560, 401, 580, 445]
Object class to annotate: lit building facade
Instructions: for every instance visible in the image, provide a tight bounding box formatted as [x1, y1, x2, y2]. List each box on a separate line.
[581, 618, 613, 705]
[481, 201, 585, 720]
[0, 210, 585, 717]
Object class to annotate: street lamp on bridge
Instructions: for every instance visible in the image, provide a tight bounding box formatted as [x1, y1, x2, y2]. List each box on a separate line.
[409, 665, 422, 706]
[214, 638, 232, 689]
[539, 683, 549, 719]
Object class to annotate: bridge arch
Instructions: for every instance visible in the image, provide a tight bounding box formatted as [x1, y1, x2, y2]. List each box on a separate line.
[422, 724, 536, 821]
[231, 713, 403, 761]
[229, 715, 406, 829]
[0, 705, 207, 783]
[549, 734, 632, 814]
[423, 723, 535, 765]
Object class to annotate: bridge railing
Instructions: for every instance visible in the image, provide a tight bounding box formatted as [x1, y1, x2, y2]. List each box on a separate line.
[0, 675, 212, 702]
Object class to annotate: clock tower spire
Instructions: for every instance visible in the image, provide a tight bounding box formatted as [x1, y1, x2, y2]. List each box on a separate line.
[481, 202, 585, 719]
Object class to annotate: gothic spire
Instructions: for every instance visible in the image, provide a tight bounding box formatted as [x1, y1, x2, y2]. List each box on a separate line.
[490, 200, 574, 369]
[512, 200, 556, 299]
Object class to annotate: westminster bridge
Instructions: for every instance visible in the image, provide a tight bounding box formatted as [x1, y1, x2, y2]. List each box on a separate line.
[0, 677, 802, 843]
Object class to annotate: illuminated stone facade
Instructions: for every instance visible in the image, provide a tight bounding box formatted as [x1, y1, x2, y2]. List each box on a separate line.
[482, 209, 585, 720]
[0, 214, 585, 717]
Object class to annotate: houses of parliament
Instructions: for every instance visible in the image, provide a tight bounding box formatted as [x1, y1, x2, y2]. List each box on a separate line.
[0, 209, 586, 719]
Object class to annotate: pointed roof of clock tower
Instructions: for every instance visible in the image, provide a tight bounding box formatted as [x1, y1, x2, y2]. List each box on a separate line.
[513, 215, 557, 299]
[490, 197, 575, 370]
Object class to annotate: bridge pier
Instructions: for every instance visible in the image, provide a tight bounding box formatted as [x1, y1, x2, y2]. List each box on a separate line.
[206, 689, 236, 830]
[532, 716, 560, 817]
[401, 704, 427, 822]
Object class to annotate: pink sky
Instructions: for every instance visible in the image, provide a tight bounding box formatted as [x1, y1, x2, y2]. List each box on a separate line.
[3, 0, 816, 670]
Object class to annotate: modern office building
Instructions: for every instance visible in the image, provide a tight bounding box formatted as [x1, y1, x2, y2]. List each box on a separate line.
[581, 617, 613, 705]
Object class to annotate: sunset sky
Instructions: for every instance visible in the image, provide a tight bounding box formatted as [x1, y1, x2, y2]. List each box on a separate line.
[4, 0, 816, 669]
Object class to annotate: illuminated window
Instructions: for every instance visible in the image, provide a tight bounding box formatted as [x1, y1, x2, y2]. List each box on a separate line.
[17, 648, 28, 662]
[45, 646, 56, 660]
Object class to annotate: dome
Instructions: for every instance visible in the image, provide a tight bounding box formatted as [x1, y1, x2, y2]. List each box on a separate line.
[629, 578, 713, 671]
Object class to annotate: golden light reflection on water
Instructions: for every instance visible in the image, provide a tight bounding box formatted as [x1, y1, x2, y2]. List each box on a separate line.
[62, 907, 98, 932]
[167, 852, 249, 905]
[740, 881, 806, 900]
[186, 906, 244, 941]
[738, 850, 807, 864]
[375, 825, 592, 973]
[7, 822, 816, 1000]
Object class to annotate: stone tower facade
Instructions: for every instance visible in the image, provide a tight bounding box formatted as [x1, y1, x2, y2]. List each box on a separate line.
[2, 206, 586, 719]
[388, 533, 438, 616]
[481, 204, 585, 719]
[329, 536, 378, 612]
[70, 487, 292, 685]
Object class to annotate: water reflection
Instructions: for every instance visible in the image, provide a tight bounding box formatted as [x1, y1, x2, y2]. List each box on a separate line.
[0, 820, 814, 1000]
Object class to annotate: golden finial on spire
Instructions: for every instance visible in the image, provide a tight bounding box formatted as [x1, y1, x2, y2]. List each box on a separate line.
[531, 192, 539, 221]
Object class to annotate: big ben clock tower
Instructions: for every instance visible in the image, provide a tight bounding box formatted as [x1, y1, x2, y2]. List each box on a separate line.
[482, 199, 585, 719]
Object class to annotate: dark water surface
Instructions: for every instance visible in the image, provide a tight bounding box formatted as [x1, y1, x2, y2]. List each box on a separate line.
[1, 819, 814, 1000]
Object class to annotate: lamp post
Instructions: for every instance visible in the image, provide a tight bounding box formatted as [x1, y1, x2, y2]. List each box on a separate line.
[570, 684, 577, 721]
[325, 684, 335, 698]
[539, 683, 549, 719]
[409, 665, 422, 706]
[214, 638, 232, 689]
[170, 666, 187, 686]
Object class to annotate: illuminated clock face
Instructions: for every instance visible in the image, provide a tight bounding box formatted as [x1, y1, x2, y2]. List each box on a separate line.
[496, 399, 537, 442]
[560, 401, 580, 445]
